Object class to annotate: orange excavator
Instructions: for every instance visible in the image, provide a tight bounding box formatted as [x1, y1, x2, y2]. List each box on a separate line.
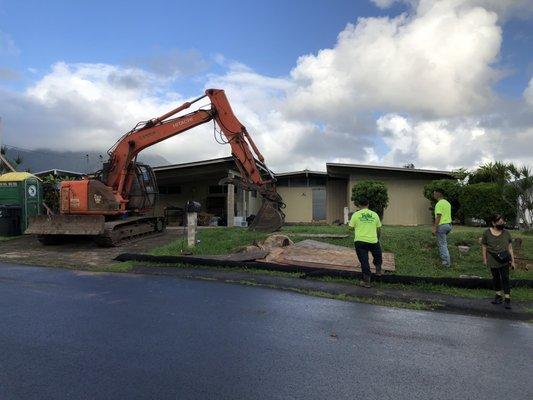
[26, 89, 285, 245]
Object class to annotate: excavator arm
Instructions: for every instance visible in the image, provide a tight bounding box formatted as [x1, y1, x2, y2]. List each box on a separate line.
[103, 88, 284, 230]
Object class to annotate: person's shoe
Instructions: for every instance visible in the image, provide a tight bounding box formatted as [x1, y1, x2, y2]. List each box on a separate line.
[504, 298, 512, 309]
[361, 274, 372, 288]
[375, 265, 383, 276]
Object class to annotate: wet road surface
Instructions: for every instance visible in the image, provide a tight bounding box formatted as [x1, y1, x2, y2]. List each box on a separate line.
[1, 263, 532, 399]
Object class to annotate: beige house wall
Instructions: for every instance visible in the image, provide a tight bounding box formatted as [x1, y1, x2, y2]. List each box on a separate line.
[345, 172, 433, 225]
[277, 187, 314, 223]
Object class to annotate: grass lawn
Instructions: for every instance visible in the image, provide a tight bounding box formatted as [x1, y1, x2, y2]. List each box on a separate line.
[148, 225, 533, 304]
[153, 225, 533, 280]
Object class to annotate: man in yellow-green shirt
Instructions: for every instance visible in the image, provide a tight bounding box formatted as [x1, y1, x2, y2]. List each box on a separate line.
[432, 188, 453, 267]
[348, 197, 382, 287]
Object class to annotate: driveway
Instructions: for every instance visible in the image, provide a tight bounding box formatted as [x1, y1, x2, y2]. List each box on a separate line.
[0, 229, 183, 269]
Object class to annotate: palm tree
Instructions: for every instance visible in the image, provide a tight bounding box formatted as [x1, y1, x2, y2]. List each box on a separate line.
[506, 165, 533, 231]
[468, 161, 512, 185]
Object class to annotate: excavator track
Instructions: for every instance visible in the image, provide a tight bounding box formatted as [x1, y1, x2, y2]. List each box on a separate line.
[94, 216, 166, 247]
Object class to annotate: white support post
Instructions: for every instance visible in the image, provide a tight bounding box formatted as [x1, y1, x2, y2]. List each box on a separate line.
[227, 173, 235, 227]
[187, 211, 198, 247]
[343, 207, 349, 224]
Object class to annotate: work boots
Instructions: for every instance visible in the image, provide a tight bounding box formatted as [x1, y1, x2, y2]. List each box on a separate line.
[361, 274, 372, 288]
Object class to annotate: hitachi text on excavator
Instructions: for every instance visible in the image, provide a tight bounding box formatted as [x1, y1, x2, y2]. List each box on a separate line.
[26, 89, 285, 246]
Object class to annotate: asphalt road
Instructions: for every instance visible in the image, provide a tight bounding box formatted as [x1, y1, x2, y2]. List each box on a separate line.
[1, 263, 532, 400]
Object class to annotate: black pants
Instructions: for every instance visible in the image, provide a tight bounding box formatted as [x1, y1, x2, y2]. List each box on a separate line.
[490, 265, 510, 295]
[354, 241, 382, 276]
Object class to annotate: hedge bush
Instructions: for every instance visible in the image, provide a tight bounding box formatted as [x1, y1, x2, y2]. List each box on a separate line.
[459, 182, 516, 223]
[351, 180, 389, 218]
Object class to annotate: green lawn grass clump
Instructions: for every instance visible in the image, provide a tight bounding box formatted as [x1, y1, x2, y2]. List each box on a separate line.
[152, 228, 269, 256]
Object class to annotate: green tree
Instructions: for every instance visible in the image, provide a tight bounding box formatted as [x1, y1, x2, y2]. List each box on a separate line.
[423, 179, 463, 221]
[450, 168, 469, 182]
[351, 180, 389, 218]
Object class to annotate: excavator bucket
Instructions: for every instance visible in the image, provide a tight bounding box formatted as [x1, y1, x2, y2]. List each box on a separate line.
[248, 200, 284, 232]
[26, 215, 106, 236]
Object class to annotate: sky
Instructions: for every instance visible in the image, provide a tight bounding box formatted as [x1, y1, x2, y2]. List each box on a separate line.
[1, 0, 532, 172]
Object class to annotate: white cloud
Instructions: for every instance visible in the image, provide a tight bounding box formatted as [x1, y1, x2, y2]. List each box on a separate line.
[377, 113, 533, 169]
[287, 0, 502, 119]
[127, 48, 209, 78]
[377, 114, 493, 169]
[0, 62, 230, 164]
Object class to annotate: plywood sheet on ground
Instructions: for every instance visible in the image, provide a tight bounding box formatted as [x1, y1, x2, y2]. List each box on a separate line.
[262, 240, 395, 272]
[288, 234, 349, 239]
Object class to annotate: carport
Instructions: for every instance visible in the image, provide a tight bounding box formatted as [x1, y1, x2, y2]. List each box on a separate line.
[153, 157, 262, 227]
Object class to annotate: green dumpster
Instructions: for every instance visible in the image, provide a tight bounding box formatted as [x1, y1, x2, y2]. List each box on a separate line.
[0, 172, 42, 235]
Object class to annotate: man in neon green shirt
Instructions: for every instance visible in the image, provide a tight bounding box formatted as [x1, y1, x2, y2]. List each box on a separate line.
[432, 188, 453, 267]
[349, 197, 382, 287]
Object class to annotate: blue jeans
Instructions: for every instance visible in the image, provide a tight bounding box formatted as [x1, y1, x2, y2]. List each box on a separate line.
[436, 224, 452, 266]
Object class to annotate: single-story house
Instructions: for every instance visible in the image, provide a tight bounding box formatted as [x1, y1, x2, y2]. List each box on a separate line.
[153, 157, 452, 226]
[326, 163, 452, 225]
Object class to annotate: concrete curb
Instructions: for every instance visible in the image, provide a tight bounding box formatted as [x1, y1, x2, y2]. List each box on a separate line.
[130, 264, 533, 321]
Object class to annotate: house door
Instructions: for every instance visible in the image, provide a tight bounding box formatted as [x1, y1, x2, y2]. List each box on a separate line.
[312, 188, 326, 221]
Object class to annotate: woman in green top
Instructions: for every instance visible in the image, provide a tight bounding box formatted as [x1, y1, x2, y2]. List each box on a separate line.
[481, 214, 516, 309]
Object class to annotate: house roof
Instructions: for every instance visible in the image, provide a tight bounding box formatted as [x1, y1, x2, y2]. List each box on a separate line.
[275, 169, 327, 177]
[153, 156, 274, 176]
[326, 162, 451, 176]
[152, 156, 235, 172]
[34, 168, 84, 177]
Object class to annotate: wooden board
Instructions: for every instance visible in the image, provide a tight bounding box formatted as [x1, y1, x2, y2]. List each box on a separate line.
[261, 240, 395, 272]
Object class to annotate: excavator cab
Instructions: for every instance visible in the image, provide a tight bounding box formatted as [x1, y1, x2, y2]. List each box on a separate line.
[128, 163, 158, 212]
